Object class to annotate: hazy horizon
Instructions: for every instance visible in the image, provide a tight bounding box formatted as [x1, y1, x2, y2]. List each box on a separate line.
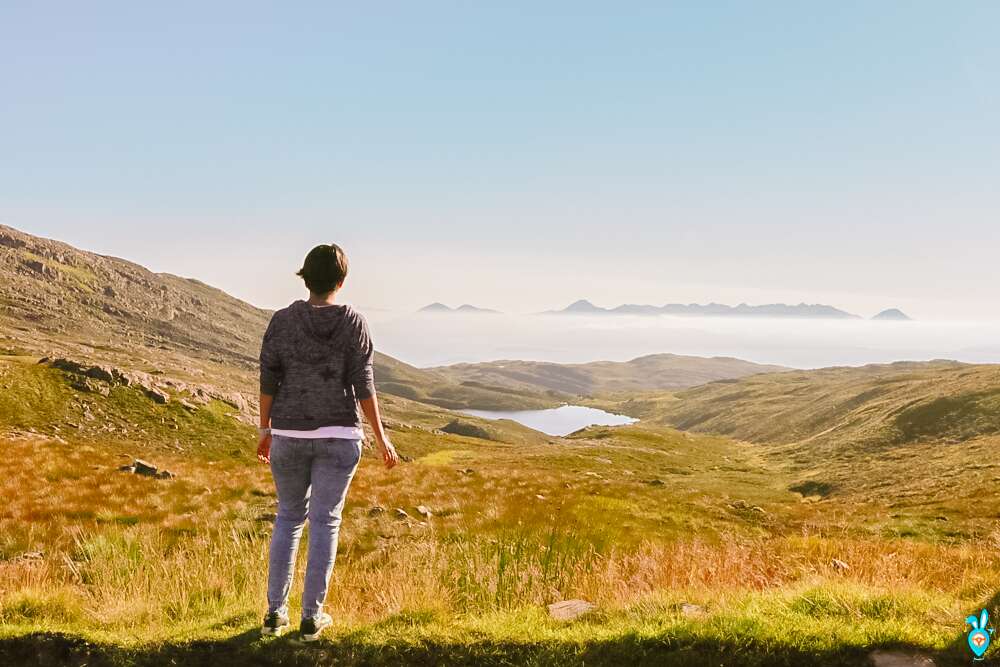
[4, 3, 999, 321]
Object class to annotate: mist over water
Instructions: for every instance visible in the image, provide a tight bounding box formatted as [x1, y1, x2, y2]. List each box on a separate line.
[367, 312, 1000, 369]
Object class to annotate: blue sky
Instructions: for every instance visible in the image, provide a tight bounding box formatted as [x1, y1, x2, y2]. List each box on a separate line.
[1, 2, 997, 318]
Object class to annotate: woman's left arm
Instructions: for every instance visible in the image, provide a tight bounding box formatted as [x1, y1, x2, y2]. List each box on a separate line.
[360, 393, 398, 469]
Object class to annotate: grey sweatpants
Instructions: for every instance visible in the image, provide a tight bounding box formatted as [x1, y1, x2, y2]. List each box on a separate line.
[266, 435, 362, 621]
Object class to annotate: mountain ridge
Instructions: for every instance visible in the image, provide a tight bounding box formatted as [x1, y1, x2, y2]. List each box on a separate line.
[548, 299, 911, 320]
[418, 302, 500, 314]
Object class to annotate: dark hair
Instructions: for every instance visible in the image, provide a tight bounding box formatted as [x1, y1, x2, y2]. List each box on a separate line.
[297, 244, 349, 294]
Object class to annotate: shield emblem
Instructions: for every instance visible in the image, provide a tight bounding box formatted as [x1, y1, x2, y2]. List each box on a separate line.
[969, 628, 990, 658]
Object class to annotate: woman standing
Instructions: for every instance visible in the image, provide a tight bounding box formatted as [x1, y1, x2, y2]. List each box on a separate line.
[256, 243, 399, 641]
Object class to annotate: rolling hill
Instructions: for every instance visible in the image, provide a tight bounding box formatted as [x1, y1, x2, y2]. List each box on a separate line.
[641, 361, 1000, 453]
[615, 360, 1000, 519]
[431, 354, 786, 396]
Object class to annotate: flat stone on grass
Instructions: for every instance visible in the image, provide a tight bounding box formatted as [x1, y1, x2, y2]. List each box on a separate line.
[868, 650, 936, 667]
[547, 599, 595, 621]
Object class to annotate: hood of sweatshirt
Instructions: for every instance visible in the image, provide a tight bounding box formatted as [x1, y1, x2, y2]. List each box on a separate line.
[285, 300, 356, 364]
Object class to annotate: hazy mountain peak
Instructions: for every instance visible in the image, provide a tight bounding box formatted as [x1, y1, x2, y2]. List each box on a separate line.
[418, 302, 453, 312]
[872, 308, 912, 321]
[418, 303, 500, 314]
[560, 299, 603, 313]
[456, 304, 500, 313]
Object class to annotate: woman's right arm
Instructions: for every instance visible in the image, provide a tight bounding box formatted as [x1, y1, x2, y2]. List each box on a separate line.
[258, 314, 282, 463]
[257, 392, 274, 463]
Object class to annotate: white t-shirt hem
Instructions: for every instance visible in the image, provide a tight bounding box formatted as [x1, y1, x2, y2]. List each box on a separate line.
[271, 426, 364, 440]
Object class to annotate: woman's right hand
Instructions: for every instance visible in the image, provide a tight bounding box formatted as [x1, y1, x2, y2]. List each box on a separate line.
[377, 436, 399, 469]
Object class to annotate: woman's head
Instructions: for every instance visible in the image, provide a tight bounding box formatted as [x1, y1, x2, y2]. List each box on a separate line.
[297, 244, 349, 295]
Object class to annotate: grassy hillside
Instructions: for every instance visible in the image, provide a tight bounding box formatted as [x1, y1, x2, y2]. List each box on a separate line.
[432, 354, 786, 398]
[3, 356, 1000, 665]
[641, 361, 1000, 453]
[374, 353, 566, 410]
[610, 361, 1000, 533]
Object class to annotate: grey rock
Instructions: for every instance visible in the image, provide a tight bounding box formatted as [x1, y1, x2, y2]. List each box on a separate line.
[393, 508, 410, 520]
[368, 506, 386, 517]
[547, 599, 595, 621]
[680, 602, 706, 617]
[868, 650, 935, 667]
[416, 505, 433, 518]
[144, 387, 169, 404]
[83, 365, 115, 383]
[132, 459, 158, 476]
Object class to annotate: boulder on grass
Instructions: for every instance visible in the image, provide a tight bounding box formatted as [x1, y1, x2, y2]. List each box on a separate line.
[133, 459, 158, 476]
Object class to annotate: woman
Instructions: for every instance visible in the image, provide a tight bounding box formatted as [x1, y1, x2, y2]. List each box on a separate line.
[256, 243, 399, 641]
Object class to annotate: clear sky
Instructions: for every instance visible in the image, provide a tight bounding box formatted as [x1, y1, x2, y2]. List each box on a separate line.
[2, 2, 997, 319]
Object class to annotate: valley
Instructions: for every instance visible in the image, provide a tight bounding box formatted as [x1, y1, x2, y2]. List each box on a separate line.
[2, 226, 1000, 666]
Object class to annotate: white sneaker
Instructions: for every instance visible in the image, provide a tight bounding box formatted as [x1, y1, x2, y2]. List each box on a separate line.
[261, 610, 290, 637]
[299, 612, 332, 642]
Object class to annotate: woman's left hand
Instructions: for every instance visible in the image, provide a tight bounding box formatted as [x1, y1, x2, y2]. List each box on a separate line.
[257, 433, 272, 464]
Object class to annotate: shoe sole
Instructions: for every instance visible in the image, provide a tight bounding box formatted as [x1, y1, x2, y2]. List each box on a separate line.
[261, 625, 288, 637]
[300, 625, 331, 642]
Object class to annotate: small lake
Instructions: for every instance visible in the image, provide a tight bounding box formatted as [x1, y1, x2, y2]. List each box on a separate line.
[461, 405, 637, 437]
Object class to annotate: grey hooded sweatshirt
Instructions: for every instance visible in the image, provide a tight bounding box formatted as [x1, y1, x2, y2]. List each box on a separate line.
[259, 301, 375, 430]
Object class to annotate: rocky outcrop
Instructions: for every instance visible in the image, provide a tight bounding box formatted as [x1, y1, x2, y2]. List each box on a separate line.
[39, 356, 254, 422]
[43, 357, 173, 404]
[440, 419, 500, 441]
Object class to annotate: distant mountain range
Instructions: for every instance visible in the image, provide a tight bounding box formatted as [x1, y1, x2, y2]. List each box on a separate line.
[548, 300, 911, 321]
[419, 302, 500, 314]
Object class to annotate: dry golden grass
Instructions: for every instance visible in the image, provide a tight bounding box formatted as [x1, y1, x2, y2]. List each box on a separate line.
[4, 432, 1000, 646]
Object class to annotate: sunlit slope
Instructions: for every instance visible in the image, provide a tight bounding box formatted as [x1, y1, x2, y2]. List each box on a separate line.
[638, 361, 1000, 452]
[619, 361, 1000, 525]
[432, 353, 786, 397]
